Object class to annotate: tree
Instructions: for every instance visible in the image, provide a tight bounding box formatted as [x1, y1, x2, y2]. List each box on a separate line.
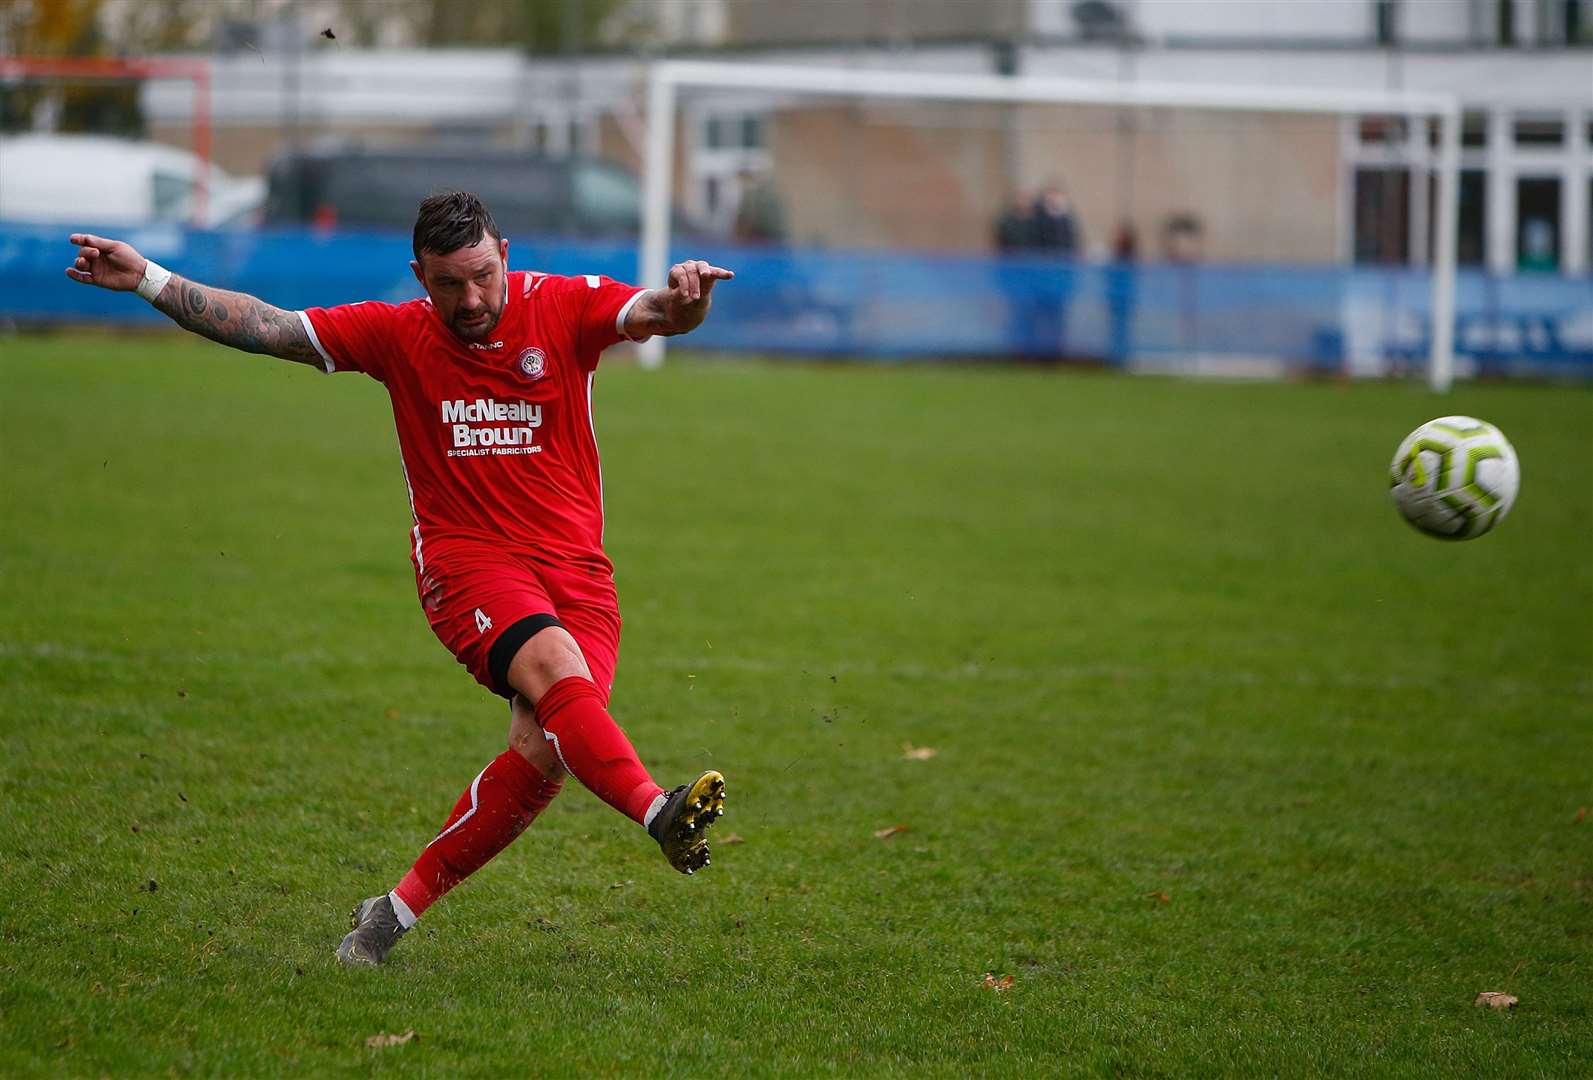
[0, 0, 144, 134]
[420, 0, 625, 52]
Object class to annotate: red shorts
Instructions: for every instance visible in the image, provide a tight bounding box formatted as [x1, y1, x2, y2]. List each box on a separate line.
[416, 543, 620, 702]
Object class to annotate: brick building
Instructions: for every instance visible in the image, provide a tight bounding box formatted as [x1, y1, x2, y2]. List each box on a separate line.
[139, 0, 1592, 273]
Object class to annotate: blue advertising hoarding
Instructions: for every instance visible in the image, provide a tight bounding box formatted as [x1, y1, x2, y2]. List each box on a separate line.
[6, 222, 1589, 378]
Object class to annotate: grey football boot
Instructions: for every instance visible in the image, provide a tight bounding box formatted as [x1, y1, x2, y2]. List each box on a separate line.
[646, 770, 726, 874]
[336, 894, 407, 966]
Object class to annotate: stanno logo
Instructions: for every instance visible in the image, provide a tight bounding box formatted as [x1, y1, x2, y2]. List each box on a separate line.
[468, 340, 505, 351]
[517, 347, 548, 381]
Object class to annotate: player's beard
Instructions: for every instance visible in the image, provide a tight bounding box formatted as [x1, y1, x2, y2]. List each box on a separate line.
[450, 302, 502, 340]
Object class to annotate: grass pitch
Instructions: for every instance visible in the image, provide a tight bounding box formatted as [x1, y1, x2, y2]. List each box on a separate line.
[2, 332, 1590, 1077]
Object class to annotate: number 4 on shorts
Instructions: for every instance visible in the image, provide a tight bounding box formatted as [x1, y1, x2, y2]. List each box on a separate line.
[474, 608, 493, 633]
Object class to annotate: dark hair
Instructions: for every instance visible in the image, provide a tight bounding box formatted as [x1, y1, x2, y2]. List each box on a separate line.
[412, 191, 502, 263]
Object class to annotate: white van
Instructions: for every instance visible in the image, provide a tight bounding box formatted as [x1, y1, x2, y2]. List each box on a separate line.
[0, 134, 265, 228]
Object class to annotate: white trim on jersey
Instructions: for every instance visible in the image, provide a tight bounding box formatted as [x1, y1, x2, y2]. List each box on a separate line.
[586, 370, 605, 542]
[614, 289, 648, 342]
[296, 310, 336, 374]
[397, 454, 424, 574]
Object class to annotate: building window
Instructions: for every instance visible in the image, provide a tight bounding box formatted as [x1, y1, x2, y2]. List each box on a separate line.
[523, 112, 593, 158]
[1513, 114, 1565, 146]
[1426, 112, 1489, 148]
[1463, 111, 1489, 148]
[691, 107, 774, 234]
[1458, 170, 1487, 266]
[1429, 170, 1488, 266]
[741, 115, 765, 150]
[1516, 176, 1561, 271]
[706, 113, 764, 152]
[1355, 167, 1411, 265]
[1375, 0, 1399, 45]
[1497, 0, 1517, 44]
[1358, 116, 1408, 145]
[1570, 0, 1589, 43]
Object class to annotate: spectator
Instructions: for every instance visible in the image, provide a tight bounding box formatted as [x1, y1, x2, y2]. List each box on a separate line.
[1162, 212, 1204, 263]
[1029, 183, 1080, 255]
[1028, 182, 1081, 359]
[993, 190, 1037, 354]
[995, 191, 1033, 253]
[1107, 220, 1139, 365]
[733, 168, 786, 246]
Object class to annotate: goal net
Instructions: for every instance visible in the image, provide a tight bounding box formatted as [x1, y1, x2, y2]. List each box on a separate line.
[637, 61, 1461, 390]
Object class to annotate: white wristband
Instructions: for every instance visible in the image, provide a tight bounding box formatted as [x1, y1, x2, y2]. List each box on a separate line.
[136, 259, 172, 302]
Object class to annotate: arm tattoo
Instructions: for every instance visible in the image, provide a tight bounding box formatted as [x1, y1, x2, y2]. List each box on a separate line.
[626, 288, 710, 340]
[627, 289, 679, 338]
[153, 275, 323, 368]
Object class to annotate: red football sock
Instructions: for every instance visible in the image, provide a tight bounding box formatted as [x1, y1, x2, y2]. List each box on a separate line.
[391, 748, 563, 923]
[535, 675, 664, 824]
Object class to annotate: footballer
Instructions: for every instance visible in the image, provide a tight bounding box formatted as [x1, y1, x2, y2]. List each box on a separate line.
[65, 192, 734, 966]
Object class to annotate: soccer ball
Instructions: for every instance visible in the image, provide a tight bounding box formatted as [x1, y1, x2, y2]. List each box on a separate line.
[1389, 416, 1519, 540]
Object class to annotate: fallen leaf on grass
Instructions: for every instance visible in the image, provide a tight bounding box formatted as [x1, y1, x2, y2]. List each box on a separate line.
[1143, 890, 1171, 904]
[608, 880, 633, 890]
[1574, 806, 1587, 825]
[901, 744, 938, 760]
[1474, 992, 1518, 1010]
[365, 1030, 417, 1048]
[721, 833, 746, 845]
[873, 824, 909, 840]
[981, 973, 1015, 991]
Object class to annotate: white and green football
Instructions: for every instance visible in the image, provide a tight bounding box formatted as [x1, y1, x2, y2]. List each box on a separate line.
[1389, 416, 1519, 540]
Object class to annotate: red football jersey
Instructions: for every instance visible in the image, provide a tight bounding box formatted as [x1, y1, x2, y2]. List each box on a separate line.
[299, 271, 646, 577]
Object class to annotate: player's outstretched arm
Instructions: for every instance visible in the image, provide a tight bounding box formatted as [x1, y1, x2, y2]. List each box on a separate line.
[623, 259, 735, 340]
[65, 233, 323, 368]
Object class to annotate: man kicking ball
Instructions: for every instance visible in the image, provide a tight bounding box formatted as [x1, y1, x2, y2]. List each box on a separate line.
[66, 192, 733, 966]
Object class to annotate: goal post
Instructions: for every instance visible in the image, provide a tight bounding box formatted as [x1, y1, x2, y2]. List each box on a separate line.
[0, 56, 213, 225]
[639, 59, 1460, 392]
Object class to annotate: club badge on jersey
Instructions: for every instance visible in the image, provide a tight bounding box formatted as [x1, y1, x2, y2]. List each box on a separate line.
[517, 348, 548, 381]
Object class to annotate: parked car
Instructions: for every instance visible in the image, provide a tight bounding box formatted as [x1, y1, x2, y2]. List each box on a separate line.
[0, 134, 265, 228]
[263, 143, 685, 239]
